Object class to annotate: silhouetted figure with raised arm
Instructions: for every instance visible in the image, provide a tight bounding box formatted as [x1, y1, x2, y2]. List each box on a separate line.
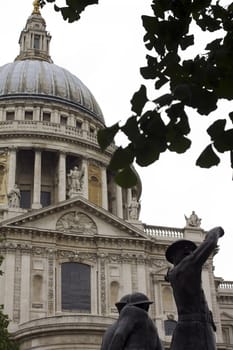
[165, 226, 224, 350]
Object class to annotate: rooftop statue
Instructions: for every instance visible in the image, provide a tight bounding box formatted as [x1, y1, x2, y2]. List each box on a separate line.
[185, 210, 202, 227]
[165, 226, 224, 350]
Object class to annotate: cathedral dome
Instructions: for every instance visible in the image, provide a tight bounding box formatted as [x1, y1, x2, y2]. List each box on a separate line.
[0, 60, 104, 123]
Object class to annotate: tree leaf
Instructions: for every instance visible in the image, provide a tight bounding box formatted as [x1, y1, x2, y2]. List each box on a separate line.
[114, 167, 138, 188]
[229, 112, 233, 123]
[196, 144, 220, 168]
[121, 116, 141, 142]
[214, 129, 233, 152]
[135, 138, 161, 166]
[168, 136, 191, 153]
[97, 123, 119, 151]
[207, 119, 226, 140]
[130, 85, 148, 115]
[154, 94, 173, 108]
[108, 146, 134, 171]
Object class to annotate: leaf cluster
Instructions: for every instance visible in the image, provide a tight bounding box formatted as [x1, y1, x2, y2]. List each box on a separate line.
[40, 0, 99, 22]
[98, 1, 233, 186]
[40, 0, 233, 187]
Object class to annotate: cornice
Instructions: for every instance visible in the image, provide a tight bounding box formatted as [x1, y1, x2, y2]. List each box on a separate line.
[0, 240, 155, 265]
[0, 132, 115, 158]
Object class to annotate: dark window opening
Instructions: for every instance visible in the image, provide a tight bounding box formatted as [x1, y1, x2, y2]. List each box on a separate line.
[20, 190, 31, 209]
[34, 34, 40, 49]
[40, 191, 51, 207]
[25, 111, 33, 121]
[42, 112, 51, 122]
[6, 111, 15, 121]
[61, 262, 91, 312]
[61, 116, 67, 125]
[76, 120, 82, 129]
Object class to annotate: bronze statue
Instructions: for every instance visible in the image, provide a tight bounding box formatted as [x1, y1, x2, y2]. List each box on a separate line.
[106, 292, 163, 350]
[165, 226, 224, 350]
[101, 294, 130, 350]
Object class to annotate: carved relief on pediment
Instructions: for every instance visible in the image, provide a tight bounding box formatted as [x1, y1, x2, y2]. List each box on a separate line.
[56, 211, 97, 235]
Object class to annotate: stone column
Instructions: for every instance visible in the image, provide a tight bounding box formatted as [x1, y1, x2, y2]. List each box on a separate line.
[34, 107, 40, 121]
[58, 151, 66, 202]
[3, 252, 15, 320]
[82, 158, 88, 199]
[15, 106, 23, 121]
[116, 185, 123, 218]
[101, 167, 108, 210]
[0, 107, 3, 121]
[20, 254, 30, 323]
[7, 147, 17, 193]
[126, 189, 132, 219]
[32, 149, 42, 209]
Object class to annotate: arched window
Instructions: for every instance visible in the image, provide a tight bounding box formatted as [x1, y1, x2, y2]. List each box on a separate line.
[61, 262, 91, 312]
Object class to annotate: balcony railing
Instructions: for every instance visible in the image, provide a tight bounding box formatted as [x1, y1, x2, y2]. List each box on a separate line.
[0, 120, 116, 152]
[144, 224, 184, 240]
[219, 281, 233, 289]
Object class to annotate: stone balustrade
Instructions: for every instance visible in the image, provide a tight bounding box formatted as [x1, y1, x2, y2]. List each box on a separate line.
[0, 120, 115, 152]
[219, 281, 233, 289]
[144, 224, 184, 239]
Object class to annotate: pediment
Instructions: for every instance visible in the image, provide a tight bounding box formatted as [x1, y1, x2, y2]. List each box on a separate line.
[0, 196, 150, 241]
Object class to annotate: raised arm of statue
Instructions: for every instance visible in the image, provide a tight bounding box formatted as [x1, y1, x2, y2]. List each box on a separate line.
[188, 226, 224, 267]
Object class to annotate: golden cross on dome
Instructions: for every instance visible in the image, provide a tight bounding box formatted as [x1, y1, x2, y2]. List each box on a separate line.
[32, 0, 41, 15]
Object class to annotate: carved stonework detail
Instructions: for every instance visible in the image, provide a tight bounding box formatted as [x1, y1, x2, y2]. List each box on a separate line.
[47, 255, 54, 315]
[13, 250, 21, 322]
[151, 259, 167, 268]
[58, 250, 97, 263]
[56, 211, 97, 235]
[100, 258, 106, 315]
[131, 262, 138, 292]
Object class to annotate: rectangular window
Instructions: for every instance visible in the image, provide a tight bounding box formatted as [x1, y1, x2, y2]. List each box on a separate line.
[60, 116, 67, 125]
[34, 34, 40, 49]
[43, 112, 51, 122]
[40, 191, 51, 207]
[76, 120, 82, 129]
[20, 190, 31, 209]
[25, 111, 33, 121]
[6, 111, 15, 121]
[61, 262, 91, 312]
[90, 126, 95, 135]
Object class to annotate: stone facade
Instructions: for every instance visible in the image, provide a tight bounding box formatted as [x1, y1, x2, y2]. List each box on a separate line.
[0, 4, 232, 350]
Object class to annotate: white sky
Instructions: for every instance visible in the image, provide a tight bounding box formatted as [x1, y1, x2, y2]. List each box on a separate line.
[0, 1, 232, 279]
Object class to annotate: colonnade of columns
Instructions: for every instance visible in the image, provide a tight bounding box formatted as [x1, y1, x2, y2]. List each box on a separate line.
[7, 148, 126, 214]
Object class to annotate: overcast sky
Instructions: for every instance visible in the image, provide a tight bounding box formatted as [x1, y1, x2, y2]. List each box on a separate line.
[0, 1, 232, 279]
